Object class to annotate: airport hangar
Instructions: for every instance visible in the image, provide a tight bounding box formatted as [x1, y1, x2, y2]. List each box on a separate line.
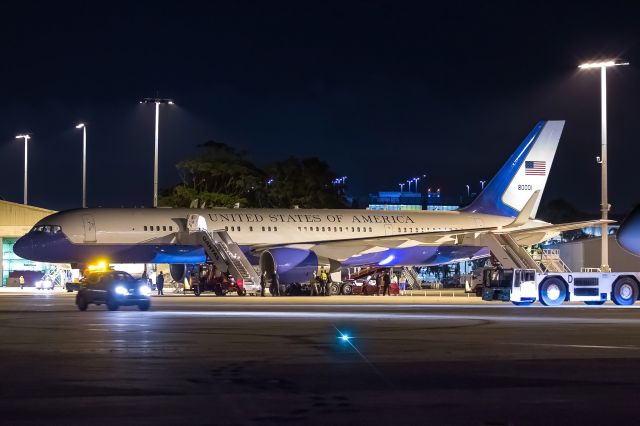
[0, 200, 56, 286]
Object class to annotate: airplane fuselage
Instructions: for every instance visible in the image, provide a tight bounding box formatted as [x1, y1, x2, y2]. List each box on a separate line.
[14, 207, 553, 266]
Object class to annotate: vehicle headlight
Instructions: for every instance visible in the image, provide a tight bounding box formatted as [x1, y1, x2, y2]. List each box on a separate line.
[139, 285, 151, 296]
[114, 285, 129, 296]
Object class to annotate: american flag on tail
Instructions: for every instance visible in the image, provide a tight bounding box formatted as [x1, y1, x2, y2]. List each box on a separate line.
[525, 160, 546, 176]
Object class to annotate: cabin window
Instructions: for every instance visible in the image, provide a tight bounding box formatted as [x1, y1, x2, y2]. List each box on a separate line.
[334, 227, 337, 232]
[316, 226, 319, 231]
[169, 226, 173, 231]
[225, 226, 229, 231]
[369, 227, 372, 232]
[262, 226, 265, 231]
[163, 226, 167, 231]
[267, 226, 271, 231]
[144, 226, 147, 231]
[250, 226, 253, 232]
[322, 227, 325, 232]
[274, 226, 277, 231]
[231, 226, 235, 231]
[156, 226, 160, 231]
[357, 227, 360, 232]
[339, 227, 343, 232]
[304, 227, 307, 231]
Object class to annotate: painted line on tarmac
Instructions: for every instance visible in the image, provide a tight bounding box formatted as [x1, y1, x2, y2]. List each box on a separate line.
[152, 310, 640, 324]
[507, 342, 640, 350]
[155, 303, 640, 309]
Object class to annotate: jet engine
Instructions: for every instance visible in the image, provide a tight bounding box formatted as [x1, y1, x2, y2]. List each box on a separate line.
[259, 248, 327, 284]
[170, 264, 187, 282]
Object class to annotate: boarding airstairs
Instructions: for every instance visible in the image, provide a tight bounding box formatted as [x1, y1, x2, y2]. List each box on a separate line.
[471, 233, 542, 272]
[401, 266, 421, 289]
[185, 214, 261, 286]
[532, 249, 571, 273]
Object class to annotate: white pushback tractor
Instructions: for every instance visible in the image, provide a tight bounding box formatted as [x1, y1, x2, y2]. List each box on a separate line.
[480, 268, 640, 306]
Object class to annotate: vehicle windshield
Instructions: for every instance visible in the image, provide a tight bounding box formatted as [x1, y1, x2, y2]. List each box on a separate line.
[110, 272, 136, 283]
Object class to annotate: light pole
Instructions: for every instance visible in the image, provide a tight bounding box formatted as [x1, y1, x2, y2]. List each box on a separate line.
[414, 177, 421, 193]
[399, 183, 405, 192]
[140, 96, 174, 207]
[406, 179, 412, 192]
[466, 184, 470, 198]
[579, 59, 628, 272]
[479, 180, 486, 190]
[76, 123, 87, 208]
[15, 134, 30, 205]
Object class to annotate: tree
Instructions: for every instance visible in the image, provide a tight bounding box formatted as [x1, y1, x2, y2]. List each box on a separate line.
[159, 142, 348, 209]
[265, 157, 347, 208]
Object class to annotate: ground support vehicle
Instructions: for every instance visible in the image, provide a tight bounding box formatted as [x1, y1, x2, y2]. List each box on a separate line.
[481, 268, 640, 306]
[75, 270, 151, 311]
[340, 279, 399, 295]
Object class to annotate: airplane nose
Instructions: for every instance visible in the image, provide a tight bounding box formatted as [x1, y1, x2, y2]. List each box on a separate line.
[13, 235, 33, 259]
[618, 205, 640, 256]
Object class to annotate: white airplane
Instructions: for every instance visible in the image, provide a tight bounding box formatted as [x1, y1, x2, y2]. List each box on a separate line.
[14, 120, 603, 283]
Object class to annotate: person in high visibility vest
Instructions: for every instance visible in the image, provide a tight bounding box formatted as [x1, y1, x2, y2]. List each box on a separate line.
[19, 275, 25, 290]
[320, 269, 328, 296]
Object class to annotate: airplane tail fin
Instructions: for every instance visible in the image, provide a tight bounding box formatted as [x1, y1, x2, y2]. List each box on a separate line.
[460, 120, 565, 218]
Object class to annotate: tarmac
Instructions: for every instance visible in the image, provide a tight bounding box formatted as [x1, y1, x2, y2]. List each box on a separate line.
[1, 290, 640, 425]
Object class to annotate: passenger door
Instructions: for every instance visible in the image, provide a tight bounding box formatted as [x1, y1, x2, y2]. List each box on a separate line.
[83, 215, 97, 243]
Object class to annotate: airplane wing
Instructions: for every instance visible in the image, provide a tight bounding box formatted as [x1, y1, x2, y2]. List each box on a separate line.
[249, 226, 499, 260]
[507, 219, 614, 237]
[249, 219, 613, 261]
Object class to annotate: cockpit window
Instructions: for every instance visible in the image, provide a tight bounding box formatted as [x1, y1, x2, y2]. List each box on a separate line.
[32, 225, 62, 234]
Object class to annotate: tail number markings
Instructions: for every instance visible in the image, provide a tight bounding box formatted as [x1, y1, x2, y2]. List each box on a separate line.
[517, 185, 532, 191]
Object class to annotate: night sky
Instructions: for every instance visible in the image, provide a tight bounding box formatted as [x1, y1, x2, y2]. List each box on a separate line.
[1, 1, 639, 213]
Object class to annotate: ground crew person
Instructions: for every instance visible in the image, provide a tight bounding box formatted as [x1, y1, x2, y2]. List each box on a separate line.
[309, 271, 318, 296]
[382, 270, 391, 296]
[157, 271, 165, 296]
[271, 272, 280, 296]
[320, 269, 328, 296]
[19, 275, 25, 290]
[260, 273, 266, 297]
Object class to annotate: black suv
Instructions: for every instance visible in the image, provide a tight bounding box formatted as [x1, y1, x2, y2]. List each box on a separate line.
[76, 270, 151, 311]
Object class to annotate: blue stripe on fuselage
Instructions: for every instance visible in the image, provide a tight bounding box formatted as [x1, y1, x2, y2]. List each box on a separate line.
[14, 231, 489, 268]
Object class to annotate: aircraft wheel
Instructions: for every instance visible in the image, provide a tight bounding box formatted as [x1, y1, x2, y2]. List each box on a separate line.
[193, 286, 201, 296]
[342, 284, 353, 295]
[612, 278, 638, 306]
[539, 278, 567, 306]
[329, 283, 339, 295]
[237, 289, 247, 296]
[511, 301, 533, 306]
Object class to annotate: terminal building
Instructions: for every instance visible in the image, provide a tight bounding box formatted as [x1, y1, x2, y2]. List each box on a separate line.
[0, 200, 56, 286]
[367, 189, 459, 211]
